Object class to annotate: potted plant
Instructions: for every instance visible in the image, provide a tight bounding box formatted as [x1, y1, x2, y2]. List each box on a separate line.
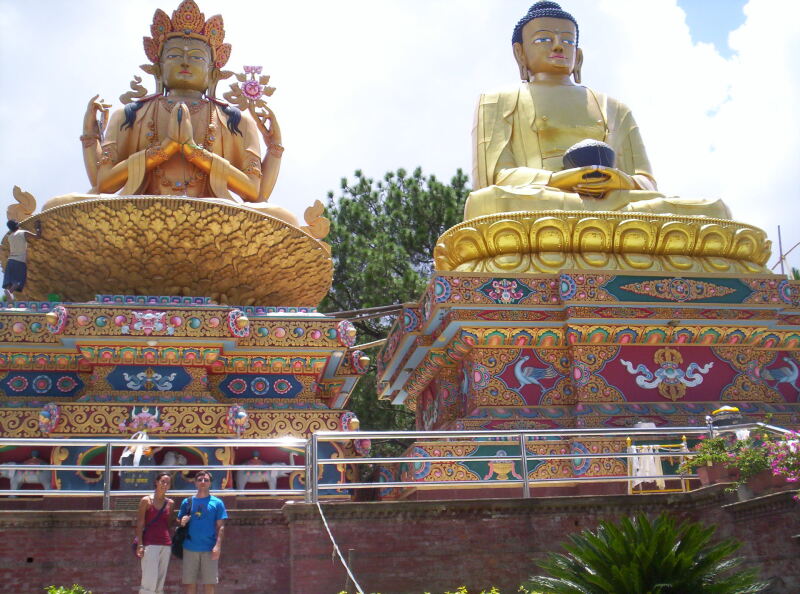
[679, 436, 739, 485]
[680, 431, 795, 497]
[726, 436, 774, 499]
[766, 430, 800, 499]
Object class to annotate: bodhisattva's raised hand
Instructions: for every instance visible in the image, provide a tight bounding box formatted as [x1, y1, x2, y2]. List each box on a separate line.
[82, 95, 112, 188]
[82, 94, 111, 137]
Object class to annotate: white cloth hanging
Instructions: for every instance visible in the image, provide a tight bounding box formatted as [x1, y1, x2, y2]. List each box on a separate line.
[628, 444, 666, 489]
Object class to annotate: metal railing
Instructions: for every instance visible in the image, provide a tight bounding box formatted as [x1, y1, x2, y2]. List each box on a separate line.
[0, 437, 306, 508]
[306, 422, 791, 503]
[0, 422, 791, 507]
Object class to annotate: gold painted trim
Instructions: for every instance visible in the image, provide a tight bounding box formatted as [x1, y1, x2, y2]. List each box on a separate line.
[3, 196, 332, 306]
[434, 211, 771, 274]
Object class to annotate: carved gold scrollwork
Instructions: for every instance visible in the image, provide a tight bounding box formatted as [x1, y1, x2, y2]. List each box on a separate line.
[530, 216, 571, 253]
[614, 219, 657, 254]
[451, 227, 485, 264]
[656, 221, 696, 255]
[10, 196, 333, 305]
[486, 219, 527, 256]
[575, 218, 613, 253]
[696, 224, 732, 257]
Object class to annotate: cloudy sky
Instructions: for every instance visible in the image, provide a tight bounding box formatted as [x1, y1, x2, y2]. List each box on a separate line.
[1, 0, 798, 271]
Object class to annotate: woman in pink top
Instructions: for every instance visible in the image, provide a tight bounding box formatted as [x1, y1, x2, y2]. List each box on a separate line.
[136, 472, 175, 594]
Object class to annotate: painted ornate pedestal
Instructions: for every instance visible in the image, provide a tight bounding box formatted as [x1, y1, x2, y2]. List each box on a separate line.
[377, 270, 800, 497]
[0, 295, 367, 498]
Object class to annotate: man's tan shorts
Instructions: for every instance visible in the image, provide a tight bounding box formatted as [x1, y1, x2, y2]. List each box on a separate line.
[182, 549, 219, 585]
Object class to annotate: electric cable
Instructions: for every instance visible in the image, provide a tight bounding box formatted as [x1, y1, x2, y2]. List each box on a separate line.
[315, 501, 364, 594]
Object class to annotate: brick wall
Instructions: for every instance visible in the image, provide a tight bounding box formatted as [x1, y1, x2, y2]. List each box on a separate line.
[0, 487, 797, 593]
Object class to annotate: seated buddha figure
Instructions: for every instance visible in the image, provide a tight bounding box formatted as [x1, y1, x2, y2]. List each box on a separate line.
[50, 0, 295, 223]
[465, 1, 730, 221]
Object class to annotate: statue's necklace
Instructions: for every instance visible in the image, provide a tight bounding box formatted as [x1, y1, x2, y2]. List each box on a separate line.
[149, 98, 217, 192]
[163, 97, 206, 115]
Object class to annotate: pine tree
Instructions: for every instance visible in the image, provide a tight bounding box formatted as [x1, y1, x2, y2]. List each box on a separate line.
[319, 167, 470, 432]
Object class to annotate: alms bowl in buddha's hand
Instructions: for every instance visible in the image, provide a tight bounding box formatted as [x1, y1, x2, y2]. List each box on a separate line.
[562, 139, 616, 169]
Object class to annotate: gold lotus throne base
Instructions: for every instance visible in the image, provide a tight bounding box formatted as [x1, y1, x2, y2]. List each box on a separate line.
[4, 196, 333, 305]
[434, 211, 771, 274]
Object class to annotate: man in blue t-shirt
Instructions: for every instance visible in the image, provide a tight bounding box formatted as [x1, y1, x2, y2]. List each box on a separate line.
[178, 470, 228, 593]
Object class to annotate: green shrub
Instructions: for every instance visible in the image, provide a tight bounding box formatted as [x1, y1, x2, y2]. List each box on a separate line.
[45, 586, 92, 594]
[526, 513, 766, 593]
[338, 587, 543, 593]
[679, 436, 730, 474]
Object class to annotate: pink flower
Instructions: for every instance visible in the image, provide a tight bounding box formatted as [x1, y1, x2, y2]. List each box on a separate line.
[243, 65, 262, 74]
[242, 80, 263, 100]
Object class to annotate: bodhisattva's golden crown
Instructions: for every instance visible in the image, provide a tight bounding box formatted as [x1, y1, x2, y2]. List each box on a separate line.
[143, 0, 231, 69]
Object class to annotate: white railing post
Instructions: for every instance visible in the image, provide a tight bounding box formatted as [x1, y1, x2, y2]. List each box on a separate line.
[518, 432, 530, 498]
[304, 438, 313, 503]
[310, 433, 319, 504]
[102, 441, 113, 511]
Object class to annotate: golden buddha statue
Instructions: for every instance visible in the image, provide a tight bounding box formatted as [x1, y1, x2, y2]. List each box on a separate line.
[467, 1, 728, 220]
[434, 1, 770, 274]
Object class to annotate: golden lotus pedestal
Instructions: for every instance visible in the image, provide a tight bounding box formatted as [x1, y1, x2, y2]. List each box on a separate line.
[434, 210, 771, 274]
[3, 195, 332, 306]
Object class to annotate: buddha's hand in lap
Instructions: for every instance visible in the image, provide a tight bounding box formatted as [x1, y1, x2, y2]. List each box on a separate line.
[550, 166, 637, 198]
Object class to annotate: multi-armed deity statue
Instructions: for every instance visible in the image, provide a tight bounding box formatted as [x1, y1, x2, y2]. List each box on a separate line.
[0, 2, 368, 495]
[436, 1, 771, 275]
[72, 2, 284, 208]
[57, 1, 286, 210]
[4, 0, 331, 306]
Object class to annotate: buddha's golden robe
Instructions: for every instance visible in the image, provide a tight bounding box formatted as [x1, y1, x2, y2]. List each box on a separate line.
[466, 83, 729, 220]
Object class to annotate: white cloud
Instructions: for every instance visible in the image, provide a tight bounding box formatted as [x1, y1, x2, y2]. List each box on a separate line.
[0, 0, 798, 270]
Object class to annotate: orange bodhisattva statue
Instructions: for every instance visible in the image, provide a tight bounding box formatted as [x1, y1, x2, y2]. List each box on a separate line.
[46, 0, 296, 225]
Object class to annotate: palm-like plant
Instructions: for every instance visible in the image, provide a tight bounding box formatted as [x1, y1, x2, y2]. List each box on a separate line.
[525, 513, 766, 593]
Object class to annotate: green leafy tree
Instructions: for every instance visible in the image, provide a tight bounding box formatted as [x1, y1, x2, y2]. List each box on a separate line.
[525, 513, 766, 594]
[320, 167, 469, 436]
